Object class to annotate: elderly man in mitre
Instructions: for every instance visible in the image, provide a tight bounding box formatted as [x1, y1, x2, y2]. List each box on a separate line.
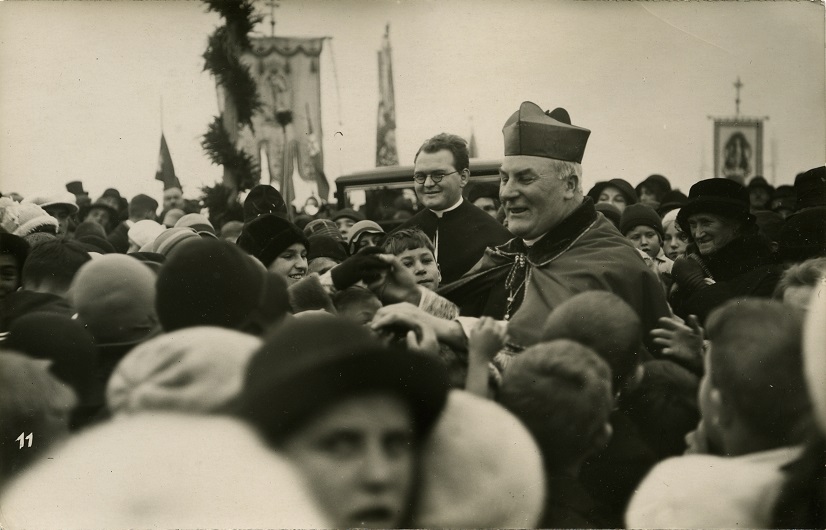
[374, 102, 671, 352]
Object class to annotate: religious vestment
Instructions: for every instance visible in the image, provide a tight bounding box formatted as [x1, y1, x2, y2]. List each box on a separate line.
[438, 197, 671, 349]
[393, 199, 512, 285]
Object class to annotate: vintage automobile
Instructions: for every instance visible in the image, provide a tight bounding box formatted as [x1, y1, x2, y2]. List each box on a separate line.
[334, 159, 502, 231]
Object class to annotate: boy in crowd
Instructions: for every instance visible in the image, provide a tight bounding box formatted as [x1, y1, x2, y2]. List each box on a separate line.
[620, 203, 673, 292]
[332, 286, 382, 326]
[627, 298, 812, 528]
[381, 228, 441, 291]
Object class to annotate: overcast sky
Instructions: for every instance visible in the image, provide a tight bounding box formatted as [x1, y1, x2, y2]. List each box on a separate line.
[1, 0, 823, 205]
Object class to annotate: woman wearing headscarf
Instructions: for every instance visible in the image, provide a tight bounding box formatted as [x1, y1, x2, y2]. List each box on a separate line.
[669, 178, 782, 323]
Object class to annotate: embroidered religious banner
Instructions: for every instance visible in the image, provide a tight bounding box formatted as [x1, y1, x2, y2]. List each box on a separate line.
[237, 37, 329, 204]
[714, 118, 764, 184]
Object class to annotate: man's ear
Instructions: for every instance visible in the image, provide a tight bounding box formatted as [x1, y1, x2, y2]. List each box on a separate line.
[563, 173, 579, 197]
[459, 168, 470, 188]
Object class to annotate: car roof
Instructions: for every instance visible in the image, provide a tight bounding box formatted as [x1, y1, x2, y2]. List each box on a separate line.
[335, 158, 502, 185]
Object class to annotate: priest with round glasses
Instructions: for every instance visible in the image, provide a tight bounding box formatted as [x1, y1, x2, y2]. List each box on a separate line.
[393, 133, 512, 284]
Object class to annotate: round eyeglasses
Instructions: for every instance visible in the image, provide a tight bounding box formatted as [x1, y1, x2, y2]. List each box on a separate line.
[412, 170, 458, 184]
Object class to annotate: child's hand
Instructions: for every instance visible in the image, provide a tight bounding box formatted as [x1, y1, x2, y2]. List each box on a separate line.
[469, 317, 506, 363]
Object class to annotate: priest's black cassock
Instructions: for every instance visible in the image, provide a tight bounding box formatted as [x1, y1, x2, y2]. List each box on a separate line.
[393, 199, 512, 284]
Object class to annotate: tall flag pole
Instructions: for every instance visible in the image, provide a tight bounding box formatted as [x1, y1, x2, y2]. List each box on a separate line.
[376, 24, 398, 166]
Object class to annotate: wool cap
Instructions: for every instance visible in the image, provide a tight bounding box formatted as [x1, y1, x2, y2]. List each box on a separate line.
[6, 312, 99, 406]
[747, 175, 774, 195]
[75, 234, 116, 255]
[150, 226, 200, 256]
[657, 189, 689, 217]
[73, 220, 106, 239]
[243, 184, 288, 222]
[413, 390, 545, 528]
[26, 191, 79, 215]
[155, 238, 288, 333]
[303, 218, 344, 242]
[237, 213, 308, 268]
[676, 178, 753, 235]
[331, 207, 364, 223]
[22, 232, 57, 249]
[587, 178, 638, 206]
[635, 174, 672, 198]
[0, 233, 30, 271]
[107, 326, 261, 415]
[0, 198, 59, 237]
[128, 194, 158, 215]
[620, 203, 664, 239]
[794, 166, 826, 210]
[594, 202, 621, 228]
[237, 313, 450, 444]
[127, 220, 166, 250]
[502, 102, 590, 163]
[175, 213, 217, 238]
[0, 413, 329, 528]
[68, 254, 159, 345]
[778, 206, 826, 263]
[307, 234, 348, 262]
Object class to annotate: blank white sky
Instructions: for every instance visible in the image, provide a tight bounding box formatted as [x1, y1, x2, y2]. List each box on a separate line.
[0, 0, 823, 204]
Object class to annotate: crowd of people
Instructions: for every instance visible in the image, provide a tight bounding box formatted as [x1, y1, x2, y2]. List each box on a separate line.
[1, 100, 825, 528]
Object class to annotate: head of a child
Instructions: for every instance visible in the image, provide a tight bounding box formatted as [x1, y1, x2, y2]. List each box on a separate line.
[382, 228, 441, 291]
[620, 204, 664, 260]
[702, 299, 811, 456]
[773, 257, 826, 311]
[332, 287, 382, 326]
[540, 291, 642, 394]
[21, 239, 91, 297]
[498, 340, 613, 476]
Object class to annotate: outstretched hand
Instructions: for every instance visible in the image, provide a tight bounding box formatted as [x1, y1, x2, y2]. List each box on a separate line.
[370, 302, 441, 356]
[366, 254, 421, 305]
[651, 314, 705, 369]
[469, 317, 507, 364]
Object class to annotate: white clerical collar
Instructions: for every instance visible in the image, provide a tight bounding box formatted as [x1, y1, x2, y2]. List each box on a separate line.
[431, 197, 463, 218]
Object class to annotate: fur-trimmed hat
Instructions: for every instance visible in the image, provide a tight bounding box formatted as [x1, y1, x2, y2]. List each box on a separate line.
[676, 178, 753, 235]
[620, 203, 664, 239]
[0, 198, 59, 237]
[502, 102, 591, 163]
[237, 214, 308, 268]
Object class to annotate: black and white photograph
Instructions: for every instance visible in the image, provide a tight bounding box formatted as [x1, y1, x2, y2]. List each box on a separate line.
[1, 0, 825, 528]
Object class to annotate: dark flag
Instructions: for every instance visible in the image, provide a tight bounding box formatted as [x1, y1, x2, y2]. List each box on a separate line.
[155, 133, 181, 190]
[376, 24, 398, 167]
[306, 103, 330, 201]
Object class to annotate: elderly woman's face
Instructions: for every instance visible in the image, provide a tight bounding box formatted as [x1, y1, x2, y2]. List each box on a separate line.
[281, 393, 416, 528]
[687, 213, 739, 256]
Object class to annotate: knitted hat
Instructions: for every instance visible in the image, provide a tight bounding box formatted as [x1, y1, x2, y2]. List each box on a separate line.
[778, 206, 826, 263]
[676, 178, 753, 235]
[237, 213, 308, 268]
[0, 199, 59, 237]
[243, 184, 288, 222]
[307, 234, 348, 262]
[594, 202, 621, 228]
[237, 313, 450, 443]
[127, 220, 166, 250]
[73, 220, 107, 239]
[413, 390, 545, 528]
[331, 208, 364, 223]
[0, 413, 329, 528]
[155, 239, 288, 333]
[107, 327, 261, 415]
[502, 102, 590, 163]
[150, 226, 200, 257]
[22, 231, 58, 249]
[75, 234, 116, 255]
[794, 166, 826, 210]
[6, 313, 100, 408]
[68, 254, 159, 346]
[635, 174, 672, 199]
[26, 191, 79, 215]
[0, 232, 30, 276]
[620, 203, 664, 239]
[657, 189, 688, 217]
[175, 213, 217, 238]
[303, 218, 344, 242]
[587, 178, 638, 206]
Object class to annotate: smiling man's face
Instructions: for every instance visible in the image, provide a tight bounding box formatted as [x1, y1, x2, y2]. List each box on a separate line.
[413, 149, 466, 211]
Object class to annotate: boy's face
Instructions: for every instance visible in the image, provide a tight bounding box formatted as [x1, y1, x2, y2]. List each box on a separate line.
[338, 297, 383, 326]
[625, 225, 662, 259]
[397, 247, 440, 290]
[0, 254, 20, 299]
